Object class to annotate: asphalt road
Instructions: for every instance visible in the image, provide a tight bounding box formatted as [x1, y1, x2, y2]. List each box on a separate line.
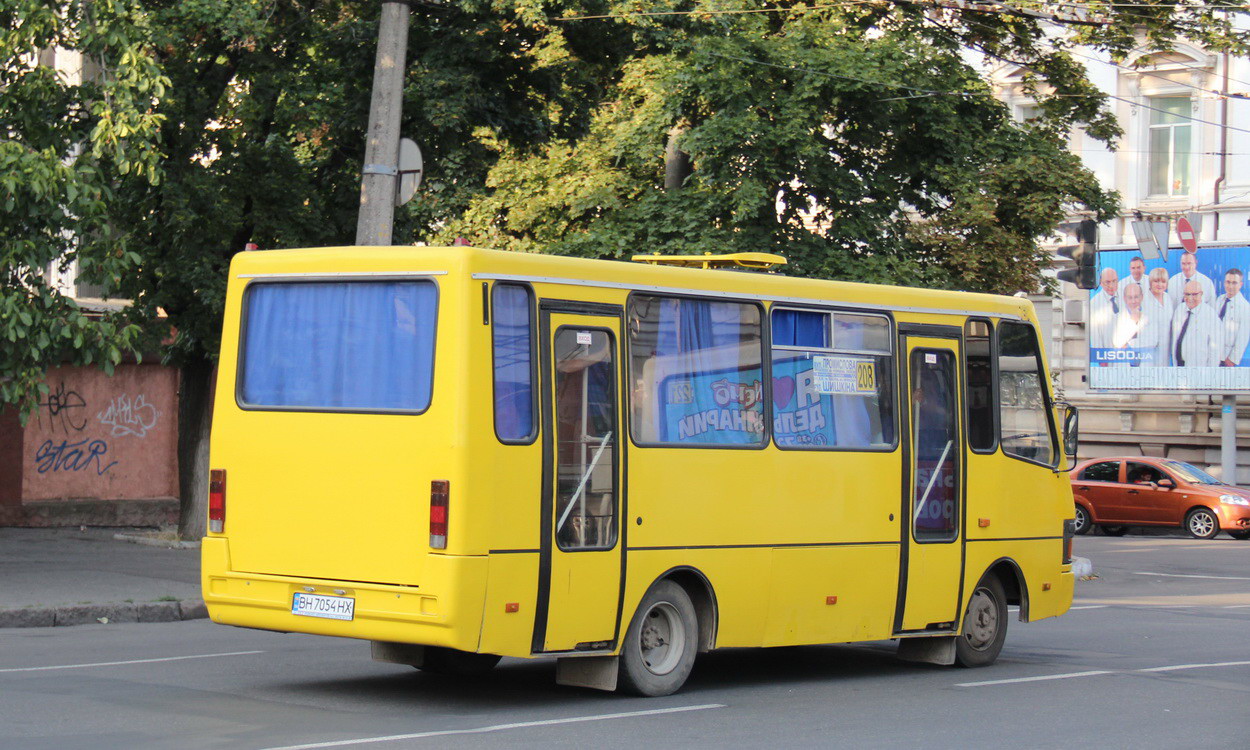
[3, 534, 1248, 750]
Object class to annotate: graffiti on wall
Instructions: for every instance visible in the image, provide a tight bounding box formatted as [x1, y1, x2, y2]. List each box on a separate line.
[36, 382, 88, 433]
[34, 438, 118, 475]
[96, 394, 160, 438]
[29, 384, 162, 477]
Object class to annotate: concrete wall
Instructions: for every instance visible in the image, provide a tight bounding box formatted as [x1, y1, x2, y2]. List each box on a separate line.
[0, 363, 179, 526]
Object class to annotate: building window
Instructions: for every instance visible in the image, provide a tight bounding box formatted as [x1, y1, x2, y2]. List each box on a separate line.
[1147, 97, 1192, 197]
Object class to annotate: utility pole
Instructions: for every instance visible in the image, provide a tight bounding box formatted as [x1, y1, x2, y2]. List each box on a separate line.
[355, 1, 410, 246]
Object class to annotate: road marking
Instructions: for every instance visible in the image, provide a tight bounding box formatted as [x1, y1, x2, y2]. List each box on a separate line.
[958, 660, 1250, 687]
[262, 704, 727, 749]
[0, 650, 264, 674]
[1137, 660, 1250, 673]
[1223, 604, 1250, 609]
[1133, 571, 1250, 581]
[1068, 605, 1108, 610]
[956, 670, 1115, 687]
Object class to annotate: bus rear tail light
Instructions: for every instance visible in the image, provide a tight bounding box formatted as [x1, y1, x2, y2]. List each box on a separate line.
[430, 480, 449, 549]
[209, 469, 226, 534]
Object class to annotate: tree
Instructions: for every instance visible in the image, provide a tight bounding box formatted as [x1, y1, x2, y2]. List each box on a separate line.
[436, 1, 1248, 293]
[110, 0, 612, 537]
[0, 1, 166, 416]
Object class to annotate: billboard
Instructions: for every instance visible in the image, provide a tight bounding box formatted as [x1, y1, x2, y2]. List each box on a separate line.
[1088, 245, 1250, 391]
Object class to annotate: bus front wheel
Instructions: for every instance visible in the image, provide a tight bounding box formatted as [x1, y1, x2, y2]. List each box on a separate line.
[954, 576, 1008, 668]
[618, 580, 698, 697]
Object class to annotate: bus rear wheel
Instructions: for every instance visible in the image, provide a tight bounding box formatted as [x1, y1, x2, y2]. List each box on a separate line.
[618, 580, 698, 697]
[415, 647, 501, 677]
[954, 576, 1008, 668]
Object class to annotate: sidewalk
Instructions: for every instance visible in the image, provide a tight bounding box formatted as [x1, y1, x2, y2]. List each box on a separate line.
[0, 527, 204, 628]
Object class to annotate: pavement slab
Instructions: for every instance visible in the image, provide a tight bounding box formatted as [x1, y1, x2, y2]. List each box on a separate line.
[0, 527, 203, 628]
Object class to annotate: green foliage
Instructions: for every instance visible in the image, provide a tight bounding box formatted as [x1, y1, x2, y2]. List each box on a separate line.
[0, 0, 166, 416]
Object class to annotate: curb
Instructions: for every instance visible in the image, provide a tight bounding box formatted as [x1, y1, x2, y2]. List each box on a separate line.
[0, 600, 208, 629]
[112, 533, 201, 550]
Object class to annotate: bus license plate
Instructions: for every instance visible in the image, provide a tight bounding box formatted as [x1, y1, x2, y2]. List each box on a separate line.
[291, 592, 355, 621]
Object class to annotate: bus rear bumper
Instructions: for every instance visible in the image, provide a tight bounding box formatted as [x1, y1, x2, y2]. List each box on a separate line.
[200, 537, 485, 651]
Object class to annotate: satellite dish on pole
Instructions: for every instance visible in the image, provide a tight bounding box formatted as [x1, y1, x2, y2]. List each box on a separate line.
[395, 138, 423, 207]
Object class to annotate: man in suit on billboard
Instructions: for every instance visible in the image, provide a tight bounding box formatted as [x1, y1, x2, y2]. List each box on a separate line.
[1168, 251, 1215, 309]
[1171, 280, 1221, 367]
[1090, 267, 1119, 355]
[1217, 268, 1250, 367]
[1118, 256, 1148, 305]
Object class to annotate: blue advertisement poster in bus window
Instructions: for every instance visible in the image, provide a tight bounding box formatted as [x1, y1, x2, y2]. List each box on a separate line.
[1090, 245, 1250, 391]
[658, 367, 764, 444]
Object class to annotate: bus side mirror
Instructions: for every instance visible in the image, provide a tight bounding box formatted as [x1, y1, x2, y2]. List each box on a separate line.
[1057, 402, 1078, 471]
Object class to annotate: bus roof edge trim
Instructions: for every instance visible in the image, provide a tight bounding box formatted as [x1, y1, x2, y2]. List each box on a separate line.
[470, 273, 1025, 322]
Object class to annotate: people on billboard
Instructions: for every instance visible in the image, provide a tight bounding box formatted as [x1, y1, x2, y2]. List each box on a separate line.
[1217, 268, 1250, 367]
[1144, 267, 1174, 367]
[1090, 267, 1119, 353]
[1113, 283, 1163, 366]
[1117, 256, 1148, 305]
[1167, 251, 1216, 309]
[1170, 280, 1221, 367]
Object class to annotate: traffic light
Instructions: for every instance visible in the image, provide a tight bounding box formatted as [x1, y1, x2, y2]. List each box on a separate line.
[1056, 218, 1098, 290]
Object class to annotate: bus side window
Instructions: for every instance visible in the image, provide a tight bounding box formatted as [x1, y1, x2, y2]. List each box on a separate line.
[492, 284, 536, 443]
[964, 319, 996, 453]
[770, 308, 895, 450]
[627, 295, 765, 447]
[997, 321, 1056, 466]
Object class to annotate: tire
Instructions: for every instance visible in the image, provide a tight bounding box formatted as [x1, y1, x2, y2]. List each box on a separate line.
[955, 575, 1008, 668]
[1073, 504, 1092, 535]
[1100, 525, 1128, 536]
[415, 647, 501, 677]
[618, 580, 698, 697]
[1185, 508, 1220, 540]
[1229, 530, 1250, 540]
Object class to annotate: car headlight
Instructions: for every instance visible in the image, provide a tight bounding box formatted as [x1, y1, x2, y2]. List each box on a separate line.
[1219, 494, 1250, 506]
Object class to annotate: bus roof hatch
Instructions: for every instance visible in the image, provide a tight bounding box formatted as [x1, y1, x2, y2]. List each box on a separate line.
[630, 252, 787, 271]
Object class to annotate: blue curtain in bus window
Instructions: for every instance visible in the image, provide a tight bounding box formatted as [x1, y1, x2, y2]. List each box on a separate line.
[772, 309, 827, 347]
[492, 285, 533, 440]
[654, 298, 763, 445]
[241, 281, 437, 410]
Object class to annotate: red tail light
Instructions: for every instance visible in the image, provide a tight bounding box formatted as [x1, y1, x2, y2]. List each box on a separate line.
[209, 469, 226, 534]
[430, 480, 449, 549]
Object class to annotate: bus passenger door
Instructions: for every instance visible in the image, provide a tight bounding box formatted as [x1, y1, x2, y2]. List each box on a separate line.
[896, 334, 964, 633]
[534, 310, 625, 653]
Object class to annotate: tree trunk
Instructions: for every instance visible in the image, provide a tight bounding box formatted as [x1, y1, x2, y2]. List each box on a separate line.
[664, 124, 692, 191]
[177, 356, 214, 540]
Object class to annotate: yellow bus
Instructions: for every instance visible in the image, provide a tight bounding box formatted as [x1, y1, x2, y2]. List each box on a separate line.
[202, 245, 1078, 696]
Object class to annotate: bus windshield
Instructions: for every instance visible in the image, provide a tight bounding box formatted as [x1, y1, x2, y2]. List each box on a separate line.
[239, 280, 438, 412]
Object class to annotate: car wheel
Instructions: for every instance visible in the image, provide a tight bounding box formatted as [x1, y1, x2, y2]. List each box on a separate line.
[1229, 530, 1250, 540]
[618, 580, 698, 697]
[955, 575, 1008, 668]
[1073, 505, 1092, 535]
[1100, 525, 1128, 536]
[415, 647, 501, 677]
[1185, 508, 1220, 539]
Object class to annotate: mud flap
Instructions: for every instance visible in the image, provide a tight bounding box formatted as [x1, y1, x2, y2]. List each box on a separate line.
[896, 636, 957, 666]
[556, 655, 619, 691]
[371, 641, 426, 666]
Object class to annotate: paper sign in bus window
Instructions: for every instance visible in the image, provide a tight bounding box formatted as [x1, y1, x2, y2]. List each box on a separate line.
[812, 356, 878, 396]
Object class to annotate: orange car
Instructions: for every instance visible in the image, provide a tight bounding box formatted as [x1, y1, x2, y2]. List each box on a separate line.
[1070, 457, 1250, 539]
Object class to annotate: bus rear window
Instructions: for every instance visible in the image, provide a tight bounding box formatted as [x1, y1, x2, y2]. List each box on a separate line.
[239, 280, 438, 412]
